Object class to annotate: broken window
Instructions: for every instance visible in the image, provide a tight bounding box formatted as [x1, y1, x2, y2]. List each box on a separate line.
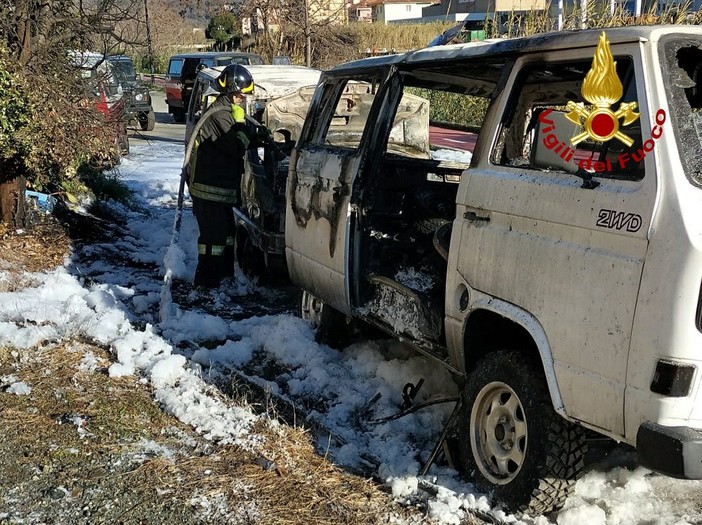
[660, 36, 702, 187]
[357, 65, 500, 330]
[493, 58, 645, 181]
[304, 75, 385, 150]
[397, 63, 497, 166]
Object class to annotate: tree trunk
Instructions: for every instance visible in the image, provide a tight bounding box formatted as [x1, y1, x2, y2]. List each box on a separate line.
[0, 162, 26, 229]
[15, 0, 32, 66]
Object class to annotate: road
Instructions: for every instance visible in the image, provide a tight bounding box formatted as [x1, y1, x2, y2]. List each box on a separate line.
[128, 89, 184, 147]
[429, 125, 477, 151]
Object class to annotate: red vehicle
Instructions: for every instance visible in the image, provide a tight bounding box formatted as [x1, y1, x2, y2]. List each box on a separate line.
[94, 80, 129, 158]
[165, 51, 264, 122]
[72, 51, 129, 161]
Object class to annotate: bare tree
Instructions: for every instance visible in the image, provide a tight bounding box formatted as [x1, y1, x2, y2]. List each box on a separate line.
[239, 0, 347, 66]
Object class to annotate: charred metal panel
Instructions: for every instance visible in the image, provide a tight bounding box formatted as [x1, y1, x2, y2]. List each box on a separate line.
[264, 86, 317, 144]
[289, 151, 352, 259]
[387, 95, 430, 158]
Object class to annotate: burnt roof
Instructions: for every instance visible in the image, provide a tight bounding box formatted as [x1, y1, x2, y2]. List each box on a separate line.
[329, 25, 702, 74]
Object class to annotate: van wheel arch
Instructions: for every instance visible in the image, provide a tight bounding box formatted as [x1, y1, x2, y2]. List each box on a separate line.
[463, 309, 540, 372]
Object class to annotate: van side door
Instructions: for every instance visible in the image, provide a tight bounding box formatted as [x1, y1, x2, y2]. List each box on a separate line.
[285, 70, 392, 315]
[455, 41, 655, 437]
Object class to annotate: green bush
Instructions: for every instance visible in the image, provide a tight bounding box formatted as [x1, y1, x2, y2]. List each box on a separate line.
[0, 50, 32, 168]
[407, 88, 488, 128]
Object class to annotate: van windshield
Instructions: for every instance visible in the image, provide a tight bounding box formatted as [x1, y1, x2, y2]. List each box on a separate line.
[660, 35, 702, 187]
[216, 55, 263, 66]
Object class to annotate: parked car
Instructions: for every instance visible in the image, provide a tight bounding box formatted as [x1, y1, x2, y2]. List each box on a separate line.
[184, 64, 323, 279]
[71, 51, 129, 161]
[107, 54, 155, 131]
[281, 26, 702, 515]
[165, 51, 264, 122]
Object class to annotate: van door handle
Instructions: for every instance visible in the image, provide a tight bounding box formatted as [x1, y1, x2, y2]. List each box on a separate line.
[464, 211, 490, 222]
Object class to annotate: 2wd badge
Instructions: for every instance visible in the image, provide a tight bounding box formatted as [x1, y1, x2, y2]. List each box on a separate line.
[565, 32, 640, 146]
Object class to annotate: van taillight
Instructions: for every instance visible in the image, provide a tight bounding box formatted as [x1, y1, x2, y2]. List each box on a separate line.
[697, 280, 702, 332]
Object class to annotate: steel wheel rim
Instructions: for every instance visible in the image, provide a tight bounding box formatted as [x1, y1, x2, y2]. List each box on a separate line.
[469, 381, 528, 485]
[300, 291, 324, 328]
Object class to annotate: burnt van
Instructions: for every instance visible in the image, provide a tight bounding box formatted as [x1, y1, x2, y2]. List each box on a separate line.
[283, 26, 702, 514]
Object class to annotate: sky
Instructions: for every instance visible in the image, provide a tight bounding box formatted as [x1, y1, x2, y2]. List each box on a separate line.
[1, 140, 702, 525]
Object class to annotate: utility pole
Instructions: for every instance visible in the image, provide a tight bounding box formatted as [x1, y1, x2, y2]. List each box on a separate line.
[305, 0, 311, 67]
[144, 0, 155, 83]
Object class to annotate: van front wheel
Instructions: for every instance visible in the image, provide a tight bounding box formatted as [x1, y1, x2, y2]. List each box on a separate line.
[455, 351, 586, 516]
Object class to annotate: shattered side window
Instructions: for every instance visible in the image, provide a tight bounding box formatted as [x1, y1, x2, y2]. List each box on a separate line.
[305, 76, 384, 150]
[399, 86, 488, 165]
[660, 36, 702, 187]
[493, 57, 644, 181]
[379, 62, 499, 165]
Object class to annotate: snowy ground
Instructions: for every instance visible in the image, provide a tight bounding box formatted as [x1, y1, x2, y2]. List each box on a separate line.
[1, 140, 702, 525]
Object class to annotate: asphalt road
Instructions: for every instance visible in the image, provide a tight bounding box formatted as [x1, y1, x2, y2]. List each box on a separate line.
[128, 89, 184, 147]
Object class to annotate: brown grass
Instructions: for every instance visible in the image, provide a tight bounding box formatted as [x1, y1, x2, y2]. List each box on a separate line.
[0, 208, 482, 524]
[0, 215, 70, 289]
[0, 340, 429, 523]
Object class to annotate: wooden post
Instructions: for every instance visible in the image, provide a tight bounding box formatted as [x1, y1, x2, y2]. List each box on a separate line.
[0, 162, 26, 229]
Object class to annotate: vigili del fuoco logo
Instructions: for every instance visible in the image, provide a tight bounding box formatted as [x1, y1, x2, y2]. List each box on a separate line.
[538, 31, 666, 174]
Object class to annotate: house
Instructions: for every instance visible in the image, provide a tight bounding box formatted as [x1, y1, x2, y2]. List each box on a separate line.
[348, 0, 374, 22]
[417, 0, 545, 24]
[365, 0, 435, 23]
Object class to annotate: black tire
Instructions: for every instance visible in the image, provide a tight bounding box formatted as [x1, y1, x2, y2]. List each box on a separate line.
[173, 107, 185, 123]
[140, 110, 156, 131]
[455, 350, 586, 515]
[297, 290, 353, 348]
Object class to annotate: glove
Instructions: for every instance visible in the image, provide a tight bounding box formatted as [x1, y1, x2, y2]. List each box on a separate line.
[231, 104, 245, 124]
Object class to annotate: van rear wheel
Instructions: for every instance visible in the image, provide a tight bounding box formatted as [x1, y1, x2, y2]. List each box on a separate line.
[298, 290, 352, 348]
[455, 350, 586, 516]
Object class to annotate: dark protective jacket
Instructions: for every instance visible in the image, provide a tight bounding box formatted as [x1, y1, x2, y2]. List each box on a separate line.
[188, 96, 252, 204]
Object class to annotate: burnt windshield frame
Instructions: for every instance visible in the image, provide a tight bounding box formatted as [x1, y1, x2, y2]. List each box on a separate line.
[659, 35, 702, 188]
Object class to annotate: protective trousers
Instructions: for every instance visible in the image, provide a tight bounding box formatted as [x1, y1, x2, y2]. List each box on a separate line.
[192, 196, 235, 288]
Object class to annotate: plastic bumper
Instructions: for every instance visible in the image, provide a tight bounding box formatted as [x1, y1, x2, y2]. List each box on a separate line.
[637, 421, 702, 479]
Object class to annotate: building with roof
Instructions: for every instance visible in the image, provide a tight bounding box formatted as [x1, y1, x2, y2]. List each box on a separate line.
[364, 0, 436, 23]
[414, 0, 545, 24]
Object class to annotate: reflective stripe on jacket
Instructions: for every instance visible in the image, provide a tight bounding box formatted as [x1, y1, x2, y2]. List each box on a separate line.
[189, 96, 253, 204]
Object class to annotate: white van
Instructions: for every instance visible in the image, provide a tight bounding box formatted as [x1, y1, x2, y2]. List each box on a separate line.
[284, 26, 702, 514]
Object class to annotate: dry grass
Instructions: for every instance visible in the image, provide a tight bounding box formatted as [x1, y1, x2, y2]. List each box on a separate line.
[0, 213, 480, 524]
[0, 340, 425, 524]
[0, 215, 70, 290]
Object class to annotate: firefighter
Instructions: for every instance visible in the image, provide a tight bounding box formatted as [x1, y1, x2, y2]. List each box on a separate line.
[188, 64, 255, 288]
